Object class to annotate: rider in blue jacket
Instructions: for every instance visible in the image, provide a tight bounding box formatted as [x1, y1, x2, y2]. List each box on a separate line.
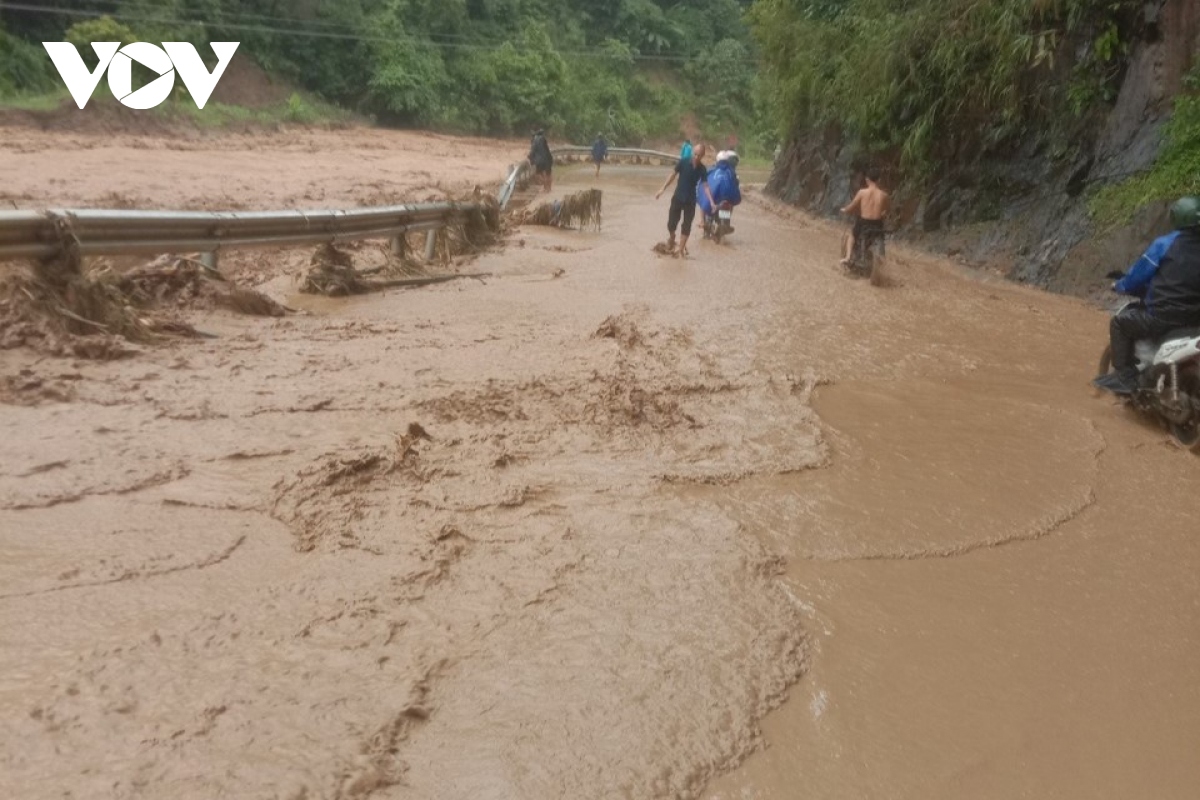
[1095, 196, 1200, 395]
[697, 151, 742, 235]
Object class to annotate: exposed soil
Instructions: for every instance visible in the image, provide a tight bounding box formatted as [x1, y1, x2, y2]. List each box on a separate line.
[207, 52, 297, 109]
[0, 125, 526, 211]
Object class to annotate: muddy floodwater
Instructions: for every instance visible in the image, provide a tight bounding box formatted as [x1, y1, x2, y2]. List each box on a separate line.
[1, 130, 1198, 799]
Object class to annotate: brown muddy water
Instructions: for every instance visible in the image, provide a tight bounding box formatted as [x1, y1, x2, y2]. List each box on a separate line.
[1, 146, 1198, 799]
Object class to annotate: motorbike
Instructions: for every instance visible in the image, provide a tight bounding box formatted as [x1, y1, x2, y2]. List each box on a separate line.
[1096, 274, 1200, 450]
[704, 201, 734, 244]
[840, 227, 884, 284]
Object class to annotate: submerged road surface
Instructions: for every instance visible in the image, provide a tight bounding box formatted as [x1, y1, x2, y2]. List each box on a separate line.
[1, 158, 1198, 799]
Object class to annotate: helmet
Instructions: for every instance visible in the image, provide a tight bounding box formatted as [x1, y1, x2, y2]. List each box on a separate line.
[716, 150, 730, 162]
[1169, 196, 1200, 230]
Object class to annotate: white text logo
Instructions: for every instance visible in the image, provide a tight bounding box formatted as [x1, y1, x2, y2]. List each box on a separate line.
[42, 42, 240, 110]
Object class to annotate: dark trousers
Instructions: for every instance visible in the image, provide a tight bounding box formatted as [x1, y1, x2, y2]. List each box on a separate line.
[853, 217, 886, 255]
[1110, 307, 1176, 373]
[668, 197, 697, 236]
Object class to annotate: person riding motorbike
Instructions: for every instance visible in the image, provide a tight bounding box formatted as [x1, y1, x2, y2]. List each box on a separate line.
[841, 168, 889, 266]
[697, 150, 742, 237]
[1094, 196, 1200, 395]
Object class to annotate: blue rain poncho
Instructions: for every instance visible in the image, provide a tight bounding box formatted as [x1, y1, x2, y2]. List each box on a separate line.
[696, 159, 741, 216]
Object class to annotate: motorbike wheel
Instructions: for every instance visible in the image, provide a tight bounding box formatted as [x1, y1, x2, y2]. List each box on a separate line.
[854, 241, 873, 279]
[1097, 344, 1113, 377]
[838, 233, 865, 278]
[862, 240, 883, 285]
[868, 255, 884, 287]
[1168, 421, 1200, 451]
[839, 232, 853, 273]
[713, 224, 724, 245]
[1166, 372, 1200, 451]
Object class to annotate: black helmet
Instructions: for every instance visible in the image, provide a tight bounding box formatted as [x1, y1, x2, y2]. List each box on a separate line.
[1169, 196, 1200, 230]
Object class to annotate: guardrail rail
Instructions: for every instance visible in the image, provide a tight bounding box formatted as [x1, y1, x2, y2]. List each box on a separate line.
[0, 145, 679, 264]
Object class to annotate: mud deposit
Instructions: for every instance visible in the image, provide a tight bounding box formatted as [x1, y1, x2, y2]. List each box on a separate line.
[2, 135, 1198, 799]
[0, 127, 519, 212]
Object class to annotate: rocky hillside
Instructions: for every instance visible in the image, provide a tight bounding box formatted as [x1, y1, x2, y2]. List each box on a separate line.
[764, 0, 1199, 297]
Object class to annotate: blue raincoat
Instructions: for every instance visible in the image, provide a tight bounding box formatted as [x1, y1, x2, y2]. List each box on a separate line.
[697, 160, 741, 216]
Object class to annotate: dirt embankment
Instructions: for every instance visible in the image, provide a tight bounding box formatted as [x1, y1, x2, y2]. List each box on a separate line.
[770, 0, 1200, 298]
[0, 52, 308, 135]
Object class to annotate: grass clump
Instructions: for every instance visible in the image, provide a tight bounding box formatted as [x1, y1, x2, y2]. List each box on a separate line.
[1089, 67, 1200, 229]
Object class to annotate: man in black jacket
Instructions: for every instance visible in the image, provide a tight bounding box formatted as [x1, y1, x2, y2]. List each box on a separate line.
[655, 143, 715, 257]
[1095, 196, 1200, 395]
[528, 129, 553, 193]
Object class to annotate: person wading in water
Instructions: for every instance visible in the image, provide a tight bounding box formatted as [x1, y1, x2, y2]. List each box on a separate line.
[591, 133, 608, 178]
[527, 128, 553, 193]
[656, 143, 715, 257]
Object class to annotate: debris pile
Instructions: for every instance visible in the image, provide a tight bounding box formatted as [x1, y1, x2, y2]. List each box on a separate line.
[116, 257, 289, 316]
[0, 254, 286, 358]
[300, 243, 490, 297]
[300, 195, 502, 298]
[522, 189, 602, 230]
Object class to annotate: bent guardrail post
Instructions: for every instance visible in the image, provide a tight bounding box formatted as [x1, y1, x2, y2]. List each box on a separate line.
[497, 163, 521, 210]
[424, 229, 438, 262]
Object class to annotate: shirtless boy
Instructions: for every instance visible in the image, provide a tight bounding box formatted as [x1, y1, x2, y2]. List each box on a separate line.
[841, 168, 890, 264]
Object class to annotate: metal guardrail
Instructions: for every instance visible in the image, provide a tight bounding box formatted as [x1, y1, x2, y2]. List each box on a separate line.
[0, 145, 679, 262]
[495, 146, 676, 211]
[496, 161, 529, 211]
[0, 204, 466, 262]
[552, 146, 678, 165]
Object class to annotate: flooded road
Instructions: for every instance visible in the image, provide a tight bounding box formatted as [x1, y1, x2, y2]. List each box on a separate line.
[1, 142, 1198, 799]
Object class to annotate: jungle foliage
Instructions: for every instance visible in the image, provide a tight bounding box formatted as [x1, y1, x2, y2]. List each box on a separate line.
[748, 0, 1144, 177]
[0, 0, 759, 145]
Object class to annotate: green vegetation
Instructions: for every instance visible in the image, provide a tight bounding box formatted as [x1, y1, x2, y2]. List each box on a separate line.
[1089, 67, 1200, 229]
[0, 0, 761, 146]
[0, 27, 59, 98]
[0, 87, 71, 112]
[749, 0, 1142, 177]
[163, 92, 355, 127]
